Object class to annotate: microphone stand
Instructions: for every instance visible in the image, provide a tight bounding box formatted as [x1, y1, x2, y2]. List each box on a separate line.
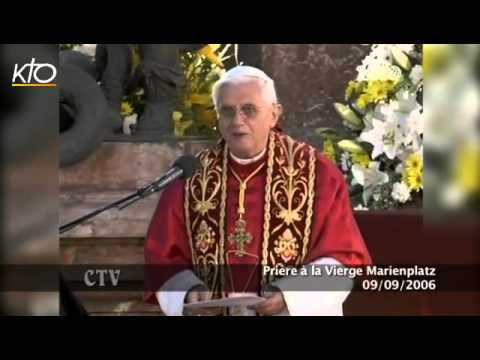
[60, 180, 166, 235]
[59, 179, 167, 316]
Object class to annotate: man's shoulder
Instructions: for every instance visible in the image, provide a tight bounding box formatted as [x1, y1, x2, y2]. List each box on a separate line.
[316, 150, 347, 186]
[281, 133, 342, 179]
[277, 132, 344, 183]
[291, 135, 345, 189]
[195, 141, 225, 164]
[159, 178, 186, 202]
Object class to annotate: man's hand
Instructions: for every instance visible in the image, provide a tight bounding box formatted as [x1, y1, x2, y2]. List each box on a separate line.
[183, 284, 223, 316]
[254, 289, 287, 316]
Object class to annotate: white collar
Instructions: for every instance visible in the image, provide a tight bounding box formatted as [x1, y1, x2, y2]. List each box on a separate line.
[230, 148, 267, 165]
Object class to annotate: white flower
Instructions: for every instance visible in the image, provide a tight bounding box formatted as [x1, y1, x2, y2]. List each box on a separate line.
[360, 118, 405, 160]
[409, 65, 423, 86]
[383, 89, 423, 150]
[362, 110, 375, 131]
[401, 107, 423, 150]
[352, 162, 389, 204]
[395, 162, 404, 174]
[123, 114, 137, 135]
[391, 182, 411, 203]
[352, 162, 389, 187]
[358, 63, 403, 83]
[356, 44, 404, 83]
[395, 89, 419, 113]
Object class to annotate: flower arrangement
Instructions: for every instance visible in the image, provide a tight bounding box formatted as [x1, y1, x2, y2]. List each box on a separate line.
[318, 44, 423, 210]
[63, 44, 235, 137]
[172, 44, 235, 137]
[121, 44, 235, 137]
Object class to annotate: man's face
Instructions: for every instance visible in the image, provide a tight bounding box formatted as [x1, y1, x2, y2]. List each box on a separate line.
[217, 81, 281, 159]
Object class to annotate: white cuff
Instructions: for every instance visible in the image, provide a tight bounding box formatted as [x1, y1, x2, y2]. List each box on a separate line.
[270, 257, 353, 316]
[155, 270, 205, 316]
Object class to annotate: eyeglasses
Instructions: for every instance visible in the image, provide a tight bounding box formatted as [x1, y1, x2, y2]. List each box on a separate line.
[218, 104, 261, 120]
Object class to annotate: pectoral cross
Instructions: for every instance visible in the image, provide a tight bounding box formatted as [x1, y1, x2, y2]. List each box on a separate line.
[228, 218, 252, 256]
[228, 162, 265, 256]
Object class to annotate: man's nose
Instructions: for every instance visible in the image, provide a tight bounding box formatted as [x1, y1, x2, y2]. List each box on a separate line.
[231, 109, 247, 125]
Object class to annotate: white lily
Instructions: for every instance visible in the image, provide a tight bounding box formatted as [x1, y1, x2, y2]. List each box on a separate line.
[395, 89, 419, 113]
[360, 117, 405, 160]
[401, 107, 423, 150]
[409, 65, 424, 86]
[352, 162, 389, 204]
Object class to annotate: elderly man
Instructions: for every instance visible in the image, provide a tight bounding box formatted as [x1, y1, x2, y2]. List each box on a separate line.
[145, 65, 371, 316]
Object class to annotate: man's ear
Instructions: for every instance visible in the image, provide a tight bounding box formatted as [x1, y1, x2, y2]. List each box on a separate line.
[271, 104, 283, 128]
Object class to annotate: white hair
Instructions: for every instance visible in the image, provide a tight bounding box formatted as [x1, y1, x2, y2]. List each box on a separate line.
[212, 65, 278, 110]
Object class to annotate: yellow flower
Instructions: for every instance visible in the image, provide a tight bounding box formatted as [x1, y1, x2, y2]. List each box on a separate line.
[189, 93, 212, 106]
[198, 44, 223, 67]
[406, 152, 423, 173]
[357, 94, 372, 109]
[121, 102, 134, 117]
[172, 111, 193, 137]
[172, 111, 183, 122]
[322, 139, 336, 163]
[346, 81, 361, 99]
[365, 80, 395, 103]
[198, 109, 217, 128]
[352, 152, 371, 168]
[406, 168, 423, 192]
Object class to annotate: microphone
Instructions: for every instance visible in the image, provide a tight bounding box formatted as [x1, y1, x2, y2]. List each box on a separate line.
[59, 155, 200, 315]
[135, 154, 200, 199]
[60, 155, 200, 234]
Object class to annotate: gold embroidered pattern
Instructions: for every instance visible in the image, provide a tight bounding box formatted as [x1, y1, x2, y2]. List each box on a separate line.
[185, 144, 226, 297]
[262, 132, 317, 281]
[300, 147, 316, 264]
[195, 220, 216, 254]
[190, 150, 222, 227]
[184, 177, 196, 264]
[261, 132, 275, 285]
[196, 250, 219, 300]
[274, 228, 300, 263]
[271, 135, 309, 239]
[218, 145, 229, 297]
[185, 131, 317, 291]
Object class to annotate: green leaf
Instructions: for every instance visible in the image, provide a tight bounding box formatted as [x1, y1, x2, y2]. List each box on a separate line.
[391, 46, 412, 71]
[337, 139, 366, 154]
[334, 103, 363, 130]
[315, 127, 338, 136]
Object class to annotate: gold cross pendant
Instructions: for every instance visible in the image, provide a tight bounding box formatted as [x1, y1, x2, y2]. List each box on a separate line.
[228, 218, 253, 256]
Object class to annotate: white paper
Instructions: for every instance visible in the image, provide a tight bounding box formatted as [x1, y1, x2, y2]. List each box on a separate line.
[184, 296, 265, 309]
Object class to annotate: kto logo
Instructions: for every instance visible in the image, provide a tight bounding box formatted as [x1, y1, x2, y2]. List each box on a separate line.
[11, 58, 57, 87]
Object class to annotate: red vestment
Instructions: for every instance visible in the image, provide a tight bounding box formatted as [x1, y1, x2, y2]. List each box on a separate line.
[145, 133, 371, 304]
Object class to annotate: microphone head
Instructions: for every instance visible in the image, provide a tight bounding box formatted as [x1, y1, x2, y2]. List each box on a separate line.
[174, 155, 201, 179]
